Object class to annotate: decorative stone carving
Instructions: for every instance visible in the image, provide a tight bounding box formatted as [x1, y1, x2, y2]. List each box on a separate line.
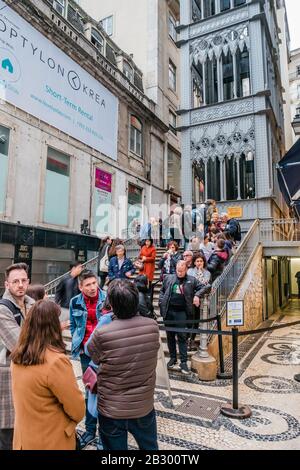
[191, 98, 254, 124]
[190, 24, 250, 65]
[190, 10, 249, 38]
[190, 117, 255, 163]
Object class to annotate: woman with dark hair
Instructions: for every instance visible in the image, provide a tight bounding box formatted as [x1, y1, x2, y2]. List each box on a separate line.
[97, 236, 113, 288]
[187, 253, 211, 351]
[137, 238, 156, 287]
[187, 253, 211, 285]
[26, 284, 46, 301]
[10, 300, 85, 450]
[158, 241, 182, 279]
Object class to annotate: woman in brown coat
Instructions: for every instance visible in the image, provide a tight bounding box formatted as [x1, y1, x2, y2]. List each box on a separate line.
[138, 238, 156, 283]
[10, 300, 85, 450]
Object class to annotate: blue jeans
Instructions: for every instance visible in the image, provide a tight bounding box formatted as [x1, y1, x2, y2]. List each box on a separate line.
[98, 409, 158, 450]
[80, 353, 97, 436]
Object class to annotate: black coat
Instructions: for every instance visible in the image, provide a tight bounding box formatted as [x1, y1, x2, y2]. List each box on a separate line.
[207, 250, 228, 282]
[138, 292, 154, 318]
[159, 274, 210, 319]
[54, 274, 80, 308]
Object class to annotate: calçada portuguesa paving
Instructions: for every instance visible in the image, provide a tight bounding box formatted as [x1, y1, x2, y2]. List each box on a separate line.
[71, 299, 300, 450]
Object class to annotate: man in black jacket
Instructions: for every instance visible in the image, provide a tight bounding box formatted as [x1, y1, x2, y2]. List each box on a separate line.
[55, 261, 82, 314]
[159, 260, 210, 374]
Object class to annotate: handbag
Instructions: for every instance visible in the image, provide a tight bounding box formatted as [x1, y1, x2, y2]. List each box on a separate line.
[82, 366, 97, 394]
[134, 259, 144, 270]
[99, 247, 109, 273]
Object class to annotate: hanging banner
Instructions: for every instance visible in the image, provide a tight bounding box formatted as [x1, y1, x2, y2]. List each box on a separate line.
[0, 0, 118, 159]
[94, 169, 112, 236]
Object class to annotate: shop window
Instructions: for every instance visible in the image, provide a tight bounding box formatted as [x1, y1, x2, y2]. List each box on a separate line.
[44, 148, 70, 226]
[0, 125, 10, 214]
[130, 115, 143, 157]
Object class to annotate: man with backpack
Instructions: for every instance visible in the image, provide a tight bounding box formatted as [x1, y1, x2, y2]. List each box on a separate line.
[0, 263, 35, 450]
[222, 213, 242, 242]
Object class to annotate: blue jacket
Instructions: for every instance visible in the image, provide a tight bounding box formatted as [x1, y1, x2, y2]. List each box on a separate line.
[108, 256, 135, 280]
[69, 289, 106, 359]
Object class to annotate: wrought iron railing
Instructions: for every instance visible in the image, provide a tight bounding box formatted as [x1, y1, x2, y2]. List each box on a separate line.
[208, 220, 261, 331]
[44, 236, 141, 296]
[260, 218, 300, 242]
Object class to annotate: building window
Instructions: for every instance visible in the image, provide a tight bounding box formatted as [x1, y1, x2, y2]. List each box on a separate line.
[297, 66, 300, 77]
[236, 46, 250, 97]
[220, 0, 231, 12]
[44, 148, 70, 226]
[205, 58, 218, 105]
[127, 183, 143, 236]
[169, 60, 177, 91]
[130, 115, 143, 157]
[297, 85, 300, 100]
[207, 158, 221, 201]
[226, 156, 238, 200]
[192, 0, 202, 22]
[0, 125, 9, 214]
[192, 63, 204, 107]
[123, 61, 133, 82]
[91, 28, 104, 53]
[234, 0, 246, 6]
[100, 15, 113, 36]
[204, 0, 216, 19]
[240, 152, 255, 199]
[168, 147, 181, 195]
[53, 0, 65, 16]
[169, 110, 177, 134]
[168, 13, 177, 41]
[223, 52, 234, 101]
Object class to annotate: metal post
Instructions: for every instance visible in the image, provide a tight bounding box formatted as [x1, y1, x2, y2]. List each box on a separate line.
[221, 328, 252, 419]
[217, 315, 232, 380]
[198, 296, 209, 358]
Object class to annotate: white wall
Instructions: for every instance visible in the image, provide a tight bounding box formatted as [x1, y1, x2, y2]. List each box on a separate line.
[291, 258, 300, 295]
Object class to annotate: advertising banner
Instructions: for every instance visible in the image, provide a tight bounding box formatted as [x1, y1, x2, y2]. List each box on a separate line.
[0, 0, 118, 159]
[94, 168, 112, 235]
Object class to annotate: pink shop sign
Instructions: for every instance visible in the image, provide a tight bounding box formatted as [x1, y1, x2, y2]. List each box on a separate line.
[95, 168, 112, 193]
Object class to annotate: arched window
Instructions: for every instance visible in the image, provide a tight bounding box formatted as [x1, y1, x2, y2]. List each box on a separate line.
[130, 116, 143, 157]
[91, 28, 104, 54]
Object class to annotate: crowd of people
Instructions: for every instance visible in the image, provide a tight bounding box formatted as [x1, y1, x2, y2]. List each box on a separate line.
[0, 203, 242, 451]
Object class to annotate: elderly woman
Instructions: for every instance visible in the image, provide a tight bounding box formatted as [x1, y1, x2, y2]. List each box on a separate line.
[108, 245, 135, 281]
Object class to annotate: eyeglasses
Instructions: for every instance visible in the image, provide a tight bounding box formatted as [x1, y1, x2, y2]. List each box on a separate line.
[9, 279, 29, 286]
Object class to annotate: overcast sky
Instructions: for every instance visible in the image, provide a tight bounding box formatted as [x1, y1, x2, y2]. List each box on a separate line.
[285, 0, 300, 50]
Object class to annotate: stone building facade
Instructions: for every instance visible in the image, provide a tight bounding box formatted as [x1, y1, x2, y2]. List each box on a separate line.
[178, 0, 289, 227]
[0, 0, 168, 286]
[289, 48, 300, 142]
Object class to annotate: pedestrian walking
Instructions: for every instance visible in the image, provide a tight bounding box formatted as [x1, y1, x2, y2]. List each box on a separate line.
[0, 263, 35, 450]
[10, 300, 85, 450]
[87, 279, 160, 451]
[137, 238, 156, 287]
[97, 236, 113, 288]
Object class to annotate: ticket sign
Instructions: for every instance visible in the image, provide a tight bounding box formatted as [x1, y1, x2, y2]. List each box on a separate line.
[226, 300, 244, 327]
[227, 207, 243, 219]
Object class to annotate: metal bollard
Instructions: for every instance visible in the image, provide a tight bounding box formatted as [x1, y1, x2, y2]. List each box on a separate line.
[220, 327, 251, 419]
[198, 296, 209, 359]
[217, 314, 232, 380]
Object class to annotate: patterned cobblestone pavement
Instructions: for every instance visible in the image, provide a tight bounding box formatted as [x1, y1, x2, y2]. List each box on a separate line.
[72, 299, 300, 450]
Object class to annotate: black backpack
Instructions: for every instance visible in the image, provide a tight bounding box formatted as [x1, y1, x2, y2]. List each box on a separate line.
[0, 299, 23, 326]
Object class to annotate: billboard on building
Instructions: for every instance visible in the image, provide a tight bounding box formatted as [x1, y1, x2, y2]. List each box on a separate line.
[0, 0, 118, 160]
[93, 168, 113, 236]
